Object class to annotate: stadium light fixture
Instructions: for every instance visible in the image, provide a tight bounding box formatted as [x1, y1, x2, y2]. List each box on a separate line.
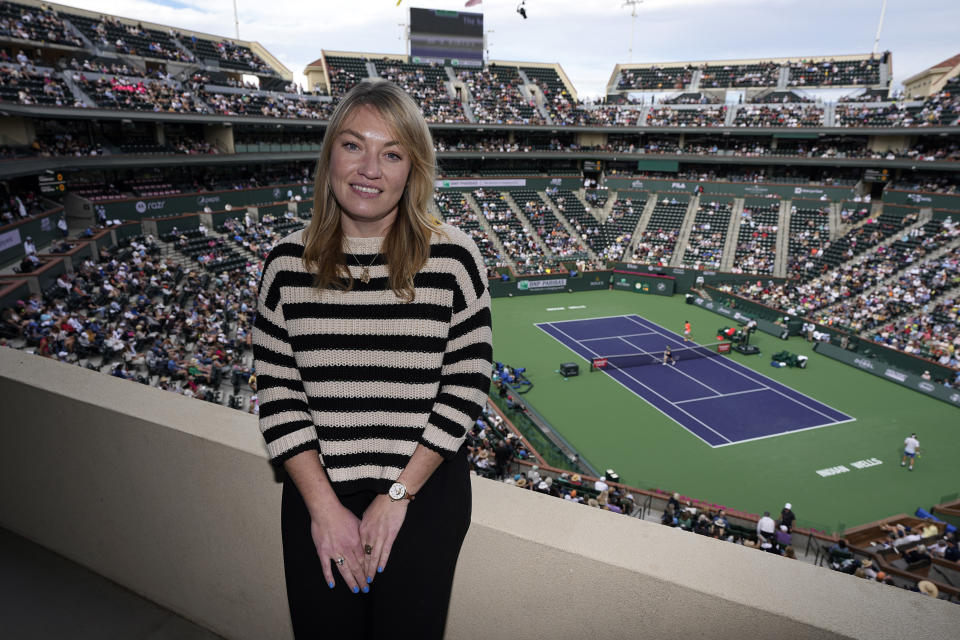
[622, 0, 644, 63]
[233, 0, 240, 40]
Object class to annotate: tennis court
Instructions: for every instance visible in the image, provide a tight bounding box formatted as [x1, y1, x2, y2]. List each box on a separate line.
[536, 314, 854, 447]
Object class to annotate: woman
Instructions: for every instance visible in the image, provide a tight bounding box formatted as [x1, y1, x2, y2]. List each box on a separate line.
[253, 79, 492, 638]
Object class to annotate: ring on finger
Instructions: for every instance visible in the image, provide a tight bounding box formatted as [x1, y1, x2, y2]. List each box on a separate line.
[335, 556, 345, 566]
[364, 544, 373, 555]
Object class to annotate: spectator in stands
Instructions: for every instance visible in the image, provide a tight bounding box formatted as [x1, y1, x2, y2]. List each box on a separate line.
[757, 511, 776, 542]
[942, 538, 959, 562]
[594, 475, 609, 493]
[775, 525, 792, 553]
[779, 502, 796, 532]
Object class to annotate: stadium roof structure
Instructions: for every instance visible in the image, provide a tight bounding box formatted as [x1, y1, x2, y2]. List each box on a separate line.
[902, 52, 960, 99]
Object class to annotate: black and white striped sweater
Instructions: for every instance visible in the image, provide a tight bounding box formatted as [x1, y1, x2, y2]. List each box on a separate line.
[253, 224, 492, 495]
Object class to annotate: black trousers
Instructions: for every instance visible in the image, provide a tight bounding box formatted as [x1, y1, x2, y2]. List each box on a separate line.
[281, 446, 471, 639]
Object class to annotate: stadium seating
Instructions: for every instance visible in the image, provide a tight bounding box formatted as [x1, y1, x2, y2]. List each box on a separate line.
[68, 13, 188, 63]
[787, 58, 882, 87]
[510, 189, 588, 261]
[375, 58, 466, 123]
[733, 105, 824, 127]
[700, 62, 780, 89]
[458, 65, 545, 125]
[0, 1, 83, 47]
[632, 197, 688, 265]
[433, 190, 503, 276]
[617, 65, 694, 91]
[647, 106, 727, 127]
[0, 63, 74, 106]
[732, 203, 779, 275]
[324, 55, 369, 97]
[681, 200, 733, 270]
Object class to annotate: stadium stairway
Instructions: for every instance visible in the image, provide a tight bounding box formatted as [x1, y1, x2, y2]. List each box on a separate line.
[688, 68, 702, 91]
[776, 66, 790, 89]
[573, 190, 601, 224]
[828, 203, 843, 241]
[537, 191, 599, 262]
[502, 192, 552, 259]
[720, 198, 745, 271]
[924, 281, 960, 312]
[62, 17, 94, 49]
[835, 233, 959, 309]
[60, 70, 97, 108]
[628, 197, 659, 254]
[168, 35, 199, 63]
[724, 105, 738, 127]
[636, 105, 652, 126]
[463, 192, 515, 271]
[773, 200, 791, 277]
[824, 104, 837, 127]
[516, 69, 552, 124]
[669, 195, 701, 267]
[597, 190, 617, 223]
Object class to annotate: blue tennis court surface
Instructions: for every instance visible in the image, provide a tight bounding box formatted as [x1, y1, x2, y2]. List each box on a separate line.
[536, 315, 854, 447]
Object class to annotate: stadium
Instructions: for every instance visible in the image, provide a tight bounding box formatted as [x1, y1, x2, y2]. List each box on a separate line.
[1, 0, 958, 637]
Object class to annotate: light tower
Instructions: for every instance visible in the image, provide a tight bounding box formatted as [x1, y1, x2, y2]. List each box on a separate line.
[622, 0, 644, 63]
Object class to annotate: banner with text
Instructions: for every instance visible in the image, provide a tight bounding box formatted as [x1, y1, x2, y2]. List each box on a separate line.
[813, 342, 960, 409]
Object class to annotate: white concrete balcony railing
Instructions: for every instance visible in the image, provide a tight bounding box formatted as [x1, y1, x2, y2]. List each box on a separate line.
[1, 347, 957, 639]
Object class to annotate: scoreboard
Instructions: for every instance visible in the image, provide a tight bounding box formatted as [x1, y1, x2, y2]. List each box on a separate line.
[410, 8, 483, 65]
[863, 168, 889, 183]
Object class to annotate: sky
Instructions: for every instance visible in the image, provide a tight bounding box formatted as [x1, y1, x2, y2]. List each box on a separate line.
[54, 0, 959, 99]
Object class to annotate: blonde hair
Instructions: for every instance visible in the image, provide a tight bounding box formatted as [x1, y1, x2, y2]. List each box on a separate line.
[303, 79, 439, 301]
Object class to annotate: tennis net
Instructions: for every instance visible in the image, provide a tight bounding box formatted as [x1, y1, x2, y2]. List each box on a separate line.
[590, 341, 731, 372]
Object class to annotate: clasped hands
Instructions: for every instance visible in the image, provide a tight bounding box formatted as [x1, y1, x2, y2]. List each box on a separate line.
[311, 493, 409, 594]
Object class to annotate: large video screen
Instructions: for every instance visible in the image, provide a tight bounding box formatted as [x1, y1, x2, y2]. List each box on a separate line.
[409, 7, 483, 66]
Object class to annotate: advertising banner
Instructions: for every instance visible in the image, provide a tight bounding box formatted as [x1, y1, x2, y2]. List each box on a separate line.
[882, 189, 960, 212]
[814, 342, 960, 408]
[489, 271, 610, 298]
[611, 271, 675, 296]
[604, 177, 854, 201]
[88, 184, 314, 221]
[689, 295, 789, 339]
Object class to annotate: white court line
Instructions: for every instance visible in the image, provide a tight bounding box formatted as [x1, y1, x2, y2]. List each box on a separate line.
[615, 335, 722, 395]
[625, 314, 852, 425]
[675, 388, 768, 404]
[541, 323, 732, 445]
[710, 416, 858, 448]
[535, 313, 645, 326]
[581, 331, 657, 343]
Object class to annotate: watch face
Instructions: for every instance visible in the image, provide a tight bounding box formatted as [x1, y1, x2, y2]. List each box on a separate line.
[389, 482, 405, 500]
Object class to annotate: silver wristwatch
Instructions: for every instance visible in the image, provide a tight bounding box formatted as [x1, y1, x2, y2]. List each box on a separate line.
[388, 481, 415, 502]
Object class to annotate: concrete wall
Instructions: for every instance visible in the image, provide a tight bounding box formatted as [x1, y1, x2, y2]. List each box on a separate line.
[1, 347, 957, 639]
[204, 124, 235, 154]
[0, 115, 34, 146]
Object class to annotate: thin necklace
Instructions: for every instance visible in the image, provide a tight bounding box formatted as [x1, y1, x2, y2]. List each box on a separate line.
[349, 251, 379, 284]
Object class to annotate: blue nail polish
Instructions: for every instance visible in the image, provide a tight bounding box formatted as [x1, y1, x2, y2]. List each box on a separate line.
[352, 586, 359, 594]
[327, 581, 334, 589]
[362, 586, 369, 593]
[366, 576, 373, 584]
[377, 566, 383, 573]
